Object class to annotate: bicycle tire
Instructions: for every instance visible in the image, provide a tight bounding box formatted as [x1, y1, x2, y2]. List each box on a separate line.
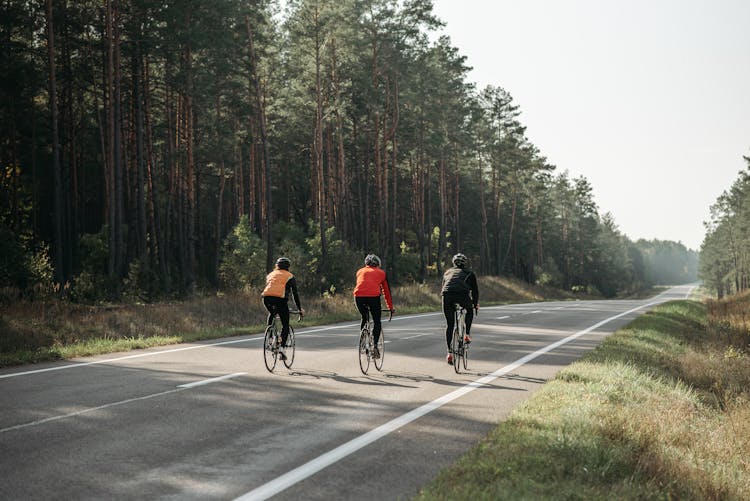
[451, 326, 461, 373]
[358, 328, 370, 374]
[375, 332, 385, 371]
[283, 325, 295, 369]
[263, 325, 278, 372]
[460, 313, 468, 371]
[462, 337, 469, 371]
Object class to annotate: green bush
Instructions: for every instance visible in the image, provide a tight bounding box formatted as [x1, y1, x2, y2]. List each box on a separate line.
[396, 241, 421, 282]
[0, 225, 54, 298]
[69, 231, 114, 303]
[219, 215, 267, 291]
[306, 225, 361, 294]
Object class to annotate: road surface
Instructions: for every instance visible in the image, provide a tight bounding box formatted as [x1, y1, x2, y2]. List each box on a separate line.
[0, 285, 693, 500]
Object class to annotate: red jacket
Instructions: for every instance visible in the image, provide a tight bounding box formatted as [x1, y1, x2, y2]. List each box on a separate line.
[353, 266, 393, 309]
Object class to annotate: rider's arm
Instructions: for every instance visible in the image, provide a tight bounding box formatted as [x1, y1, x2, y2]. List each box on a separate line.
[288, 277, 302, 313]
[381, 278, 394, 311]
[468, 272, 479, 308]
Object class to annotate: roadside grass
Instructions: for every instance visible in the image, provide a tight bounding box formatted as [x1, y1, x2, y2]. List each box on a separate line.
[0, 275, 581, 368]
[415, 297, 750, 500]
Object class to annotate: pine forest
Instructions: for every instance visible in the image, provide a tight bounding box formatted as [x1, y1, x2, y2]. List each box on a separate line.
[0, 0, 699, 302]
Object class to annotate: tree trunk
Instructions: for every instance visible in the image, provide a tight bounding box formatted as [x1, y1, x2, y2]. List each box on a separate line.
[245, 16, 273, 271]
[46, 0, 65, 289]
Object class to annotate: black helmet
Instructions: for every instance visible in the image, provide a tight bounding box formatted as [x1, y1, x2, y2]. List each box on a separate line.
[276, 257, 291, 270]
[364, 254, 381, 267]
[452, 253, 467, 268]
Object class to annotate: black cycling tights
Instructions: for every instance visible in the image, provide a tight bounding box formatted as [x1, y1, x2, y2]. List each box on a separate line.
[442, 293, 474, 350]
[263, 296, 290, 345]
[355, 296, 383, 344]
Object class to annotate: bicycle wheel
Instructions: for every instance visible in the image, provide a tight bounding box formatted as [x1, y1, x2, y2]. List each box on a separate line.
[263, 325, 278, 372]
[462, 335, 469, 371]
[460, 317, 468, 371]
[283, 325, 295, 369]
[451, 325, 461, 374]
[358, 328, 370, 374]
[374, 331, 385, 371]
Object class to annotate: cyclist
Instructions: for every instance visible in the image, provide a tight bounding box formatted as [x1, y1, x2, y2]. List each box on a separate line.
[262, 257, 304, 360]
[353, 254, 394, 360]
[441, 253, 479, 365]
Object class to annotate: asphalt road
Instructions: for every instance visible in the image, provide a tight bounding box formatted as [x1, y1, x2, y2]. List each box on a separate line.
[0, 285, 694, 500]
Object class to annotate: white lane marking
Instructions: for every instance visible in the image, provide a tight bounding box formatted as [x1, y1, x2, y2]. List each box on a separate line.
[496, 316, 510, 320]
[1, 372, 249, 433]
[531, 310, 542, 314]
[0, 388, 184, 434]
[177, 372, 246, 389]
[234, 301, 658, 501]
[0, 312, 448, 380]
[400, 333, 432, 340]
[0, 323, 360, 380]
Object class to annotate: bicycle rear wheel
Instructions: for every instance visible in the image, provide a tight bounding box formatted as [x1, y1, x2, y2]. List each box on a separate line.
[283, 326, 295, 369]
[460, 317, 469, 371]
[358, 328, 370, 374]
[451, 326, 461, 374]
[374, 332, 385, 371]
[263, 325, 278, 372]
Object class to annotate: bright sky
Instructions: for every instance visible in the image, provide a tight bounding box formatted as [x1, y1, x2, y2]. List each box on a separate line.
[431, 0, 750, 251]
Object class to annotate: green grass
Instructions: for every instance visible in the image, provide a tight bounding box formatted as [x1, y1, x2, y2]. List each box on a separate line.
[415, 299, 750, 500]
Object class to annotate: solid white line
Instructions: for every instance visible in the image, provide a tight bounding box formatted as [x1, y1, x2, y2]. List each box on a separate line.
[177, 372, 246, 389]
[234, 301, 658, 501]
[400, 333, 432, 340]
[496, 316, 511, 320]
[0, 313, 445, 380]
[0, 388, 185, 434]
[1, 372, 249, 433]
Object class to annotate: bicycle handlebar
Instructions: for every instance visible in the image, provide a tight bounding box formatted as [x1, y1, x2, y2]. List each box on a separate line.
[277, 310, 303, 322]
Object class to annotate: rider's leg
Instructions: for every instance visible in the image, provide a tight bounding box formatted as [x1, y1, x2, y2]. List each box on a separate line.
[277, 300, 291, 346]
[262, 297, 276, 326]
[442, 295, 456, 350]
[369, 297, 383, 344]
[355, 297, 370, 330]
[461, 295, 474, 335]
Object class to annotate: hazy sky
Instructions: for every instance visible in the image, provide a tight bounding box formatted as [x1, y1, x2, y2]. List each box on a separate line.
[430, 0, 750, 250]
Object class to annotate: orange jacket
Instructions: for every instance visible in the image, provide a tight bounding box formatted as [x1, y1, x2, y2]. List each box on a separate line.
[353, 266, 393, 309]
[262, 269, 294, 298]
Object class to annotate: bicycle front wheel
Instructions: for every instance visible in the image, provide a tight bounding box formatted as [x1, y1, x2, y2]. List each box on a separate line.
[283, 326, 296, 369]
[375, 332, 385, 371]
[263, 325, 278, 372]
[462, 337, 469, 371]
[358, 328, 370, 374]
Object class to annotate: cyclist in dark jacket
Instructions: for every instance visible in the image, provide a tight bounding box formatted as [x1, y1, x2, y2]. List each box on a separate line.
[441, 253, 479, 365]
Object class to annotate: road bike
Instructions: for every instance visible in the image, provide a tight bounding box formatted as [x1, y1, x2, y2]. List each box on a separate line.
[450, 305, 470, 373]
[263, 310, 302, 373]
[358, 309, 392, 374]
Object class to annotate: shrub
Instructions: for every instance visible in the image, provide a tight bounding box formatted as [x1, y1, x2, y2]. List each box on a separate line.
[218, 215, 266, 291]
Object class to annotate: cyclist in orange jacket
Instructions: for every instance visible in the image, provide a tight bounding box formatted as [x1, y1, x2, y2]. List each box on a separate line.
[353, 254, 394, 359]
[262, 257, 304, 360]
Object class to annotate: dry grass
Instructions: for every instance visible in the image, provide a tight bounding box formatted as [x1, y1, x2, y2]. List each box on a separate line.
[0, 275, 578, 367]
[416, 296, 750, 500]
